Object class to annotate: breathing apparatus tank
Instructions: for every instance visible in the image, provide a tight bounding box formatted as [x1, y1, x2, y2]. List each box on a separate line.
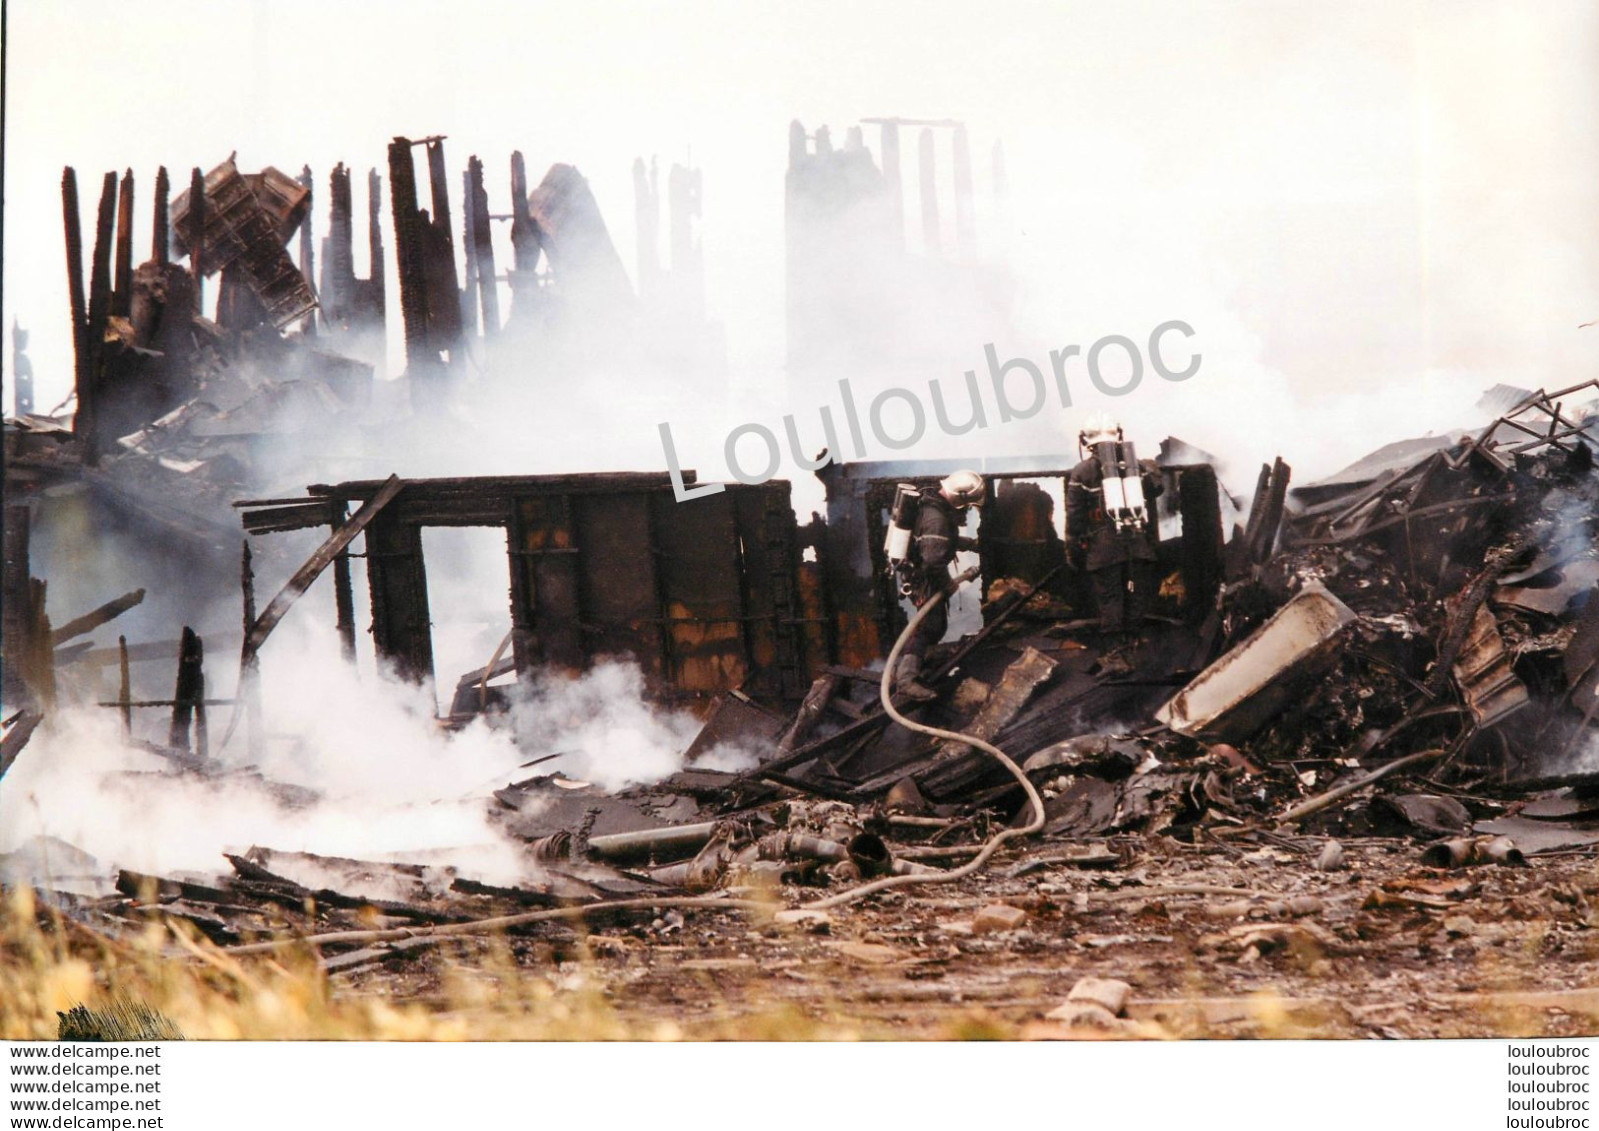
[884, 483, 920, 595]
[1091, 439, 1150, 533]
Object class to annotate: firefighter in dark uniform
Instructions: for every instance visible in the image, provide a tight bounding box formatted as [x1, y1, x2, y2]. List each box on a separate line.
[1066, 414, 1164, 645]
[893, 470, 986, 696]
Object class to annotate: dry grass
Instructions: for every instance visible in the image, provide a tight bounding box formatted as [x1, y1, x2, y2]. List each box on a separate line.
[0, 887, 977, 1040]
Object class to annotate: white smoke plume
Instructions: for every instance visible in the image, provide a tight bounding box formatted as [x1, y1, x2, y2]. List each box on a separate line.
[0, 616, 746, 885]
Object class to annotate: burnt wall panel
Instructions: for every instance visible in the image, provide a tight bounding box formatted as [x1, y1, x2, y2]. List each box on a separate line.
[510, 495, 585, 673]
[364, 515, 434, 684]
[649, 492, 746, 695]
[731, 483, 809, 698]
[1176, 464, 1225, 622]
[573, 492, 664, 685]
[981, 478, 1066, 593]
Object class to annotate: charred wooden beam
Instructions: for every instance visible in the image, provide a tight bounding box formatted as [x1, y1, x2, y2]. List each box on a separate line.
[366, 512, 435, 686]
[111, 170, 134, 318]
[50, 588, 146, 646]
[79, 171, 118, 462]
[367, 167, 386, 316]
[776, 674, 842, 755]
[297, 165, 316, 335]
[421, 139, 463, 365]
[239, 543, 263, 760]
[152, 166, 170, 265]
[242, 475, 404, 664]
[425, 139, 455, 263]
[62, 169, 90, 410]
[188, 167, 206, 314]
[0, 711, 44, 782]
[168, 627, 204, 752]
[325, 163, 354, 324]
[459, 168, 479, 336]
[332, 502, 357, 662]
[468, 155, 499, 337]
[388, 137, 442, 402]
[60, 638, 201, 669]
[508, 150, 540, 321]
[2, 506, 35, 709]
[118, 636, 132, 736]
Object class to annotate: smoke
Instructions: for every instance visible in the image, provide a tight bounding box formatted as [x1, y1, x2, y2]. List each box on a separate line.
[507, 660, 757, 789]
[5, 1, 1599, 890]
[0, 617, 742, 884]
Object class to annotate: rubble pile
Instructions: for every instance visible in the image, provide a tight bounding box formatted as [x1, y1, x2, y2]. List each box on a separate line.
[4, 133, 1599, 1036]
[6, 386, 1597, 1014]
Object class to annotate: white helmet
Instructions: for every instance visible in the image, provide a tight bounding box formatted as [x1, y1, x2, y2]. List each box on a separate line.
[1079, 412, 1122, 448]
[939, 469, 987, 509]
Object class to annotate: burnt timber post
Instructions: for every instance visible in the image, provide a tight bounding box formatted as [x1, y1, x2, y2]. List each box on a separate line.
[2, 506, 34, 709]
[459, 169, 479, 337]
[468, 155, 499, 339]
[152, 166, 170, 265]
[62, 169, 89, 423]
[421, 139, 464, 362]
[364, 511, 434, 686]
[508, 150, 539, 323]
[325, 163, 353, 324]
[188, 167, 206, 317]
[239, 542, 265, 761]
[388, 137, 444, 408]
[297, 165, 316, 336]
[168, 627, 203, 753]
[331, 502, 358, 663]
[79, 171, 119, 463]
[111, 169, 134, 318]
[367, 168, 386, 318]
[118, 636, 133, 737]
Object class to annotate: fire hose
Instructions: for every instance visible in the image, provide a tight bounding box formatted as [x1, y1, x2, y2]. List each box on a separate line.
[221, 567, 1046, 959]
[796, 564, 1046, 911]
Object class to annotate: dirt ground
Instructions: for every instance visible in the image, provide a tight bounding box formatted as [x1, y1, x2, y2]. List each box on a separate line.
[331, 834, 1599, 1039]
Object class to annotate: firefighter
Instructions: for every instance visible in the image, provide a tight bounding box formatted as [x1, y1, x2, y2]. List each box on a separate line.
[893, 470, 986, 697]
[1066, 414, 1164, 651]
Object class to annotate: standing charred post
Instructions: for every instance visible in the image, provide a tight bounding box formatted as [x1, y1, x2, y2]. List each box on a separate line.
[918, 128, 941, 256]
[297, 165, 316, 336]
[332, 503, 358, 664]
[168, 627, 204, 754]
[459, 169, 480, 336]
[118, 635, 133, 737]
[508, 151, 540, 324]
[421, 138, 464, 365]
[2, 507, 33, 710]
[388, 137, 440, 404]
[188, 167, 207, 317]
[952, 124, 976, 259]
[62, 169, 90, 419]
[325, 163, 354, 325]
[152, 166, 170, 265]
[111, 170, 135, 318]
[368, 168, 386, 318]
[80, 171, 119, 463]
[468, 155, 499, 339]
[239, 542, 264, 761]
